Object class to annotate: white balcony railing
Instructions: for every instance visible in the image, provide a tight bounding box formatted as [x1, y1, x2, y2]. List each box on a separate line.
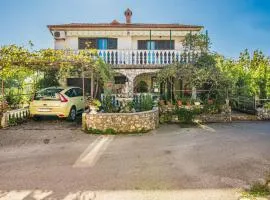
[98, 50, 199, 65]
[75, 50, 198, 65]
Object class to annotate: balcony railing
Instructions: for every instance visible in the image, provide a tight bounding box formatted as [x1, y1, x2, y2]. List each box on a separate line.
[74, 50, 199, 66]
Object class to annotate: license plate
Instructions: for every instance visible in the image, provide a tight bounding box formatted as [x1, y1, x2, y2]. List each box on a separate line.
[38, 108, 52, 112]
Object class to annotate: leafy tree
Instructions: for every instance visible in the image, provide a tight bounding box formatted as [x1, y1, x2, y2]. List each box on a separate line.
[0, 44, 113, 108]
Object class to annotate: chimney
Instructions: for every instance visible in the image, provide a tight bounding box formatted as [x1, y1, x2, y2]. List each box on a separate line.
[124, 8, 132, 24]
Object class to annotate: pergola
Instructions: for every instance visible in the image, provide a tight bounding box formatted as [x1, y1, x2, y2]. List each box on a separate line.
[0, 46, 112, 110]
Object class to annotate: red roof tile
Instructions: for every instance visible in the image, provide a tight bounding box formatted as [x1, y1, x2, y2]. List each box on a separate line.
[47, 23, 203, 30]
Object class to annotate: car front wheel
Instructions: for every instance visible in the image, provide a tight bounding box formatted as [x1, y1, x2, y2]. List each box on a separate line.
[68, 107, 76, 121]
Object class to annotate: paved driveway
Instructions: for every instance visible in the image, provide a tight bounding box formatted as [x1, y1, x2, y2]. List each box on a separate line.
[0, 120, 270, 199]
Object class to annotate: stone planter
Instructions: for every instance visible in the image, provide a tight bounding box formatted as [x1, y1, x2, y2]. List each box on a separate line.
[83, 109, 159, 133]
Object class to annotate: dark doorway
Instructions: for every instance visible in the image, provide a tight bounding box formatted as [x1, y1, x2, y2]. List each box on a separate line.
[67, 78, 91, 95]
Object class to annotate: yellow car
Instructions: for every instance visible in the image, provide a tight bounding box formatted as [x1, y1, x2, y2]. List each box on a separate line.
[30, 86, 85, 121]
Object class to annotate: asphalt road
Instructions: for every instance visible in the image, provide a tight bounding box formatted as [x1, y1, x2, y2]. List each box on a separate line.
[0, 120, 270, 199]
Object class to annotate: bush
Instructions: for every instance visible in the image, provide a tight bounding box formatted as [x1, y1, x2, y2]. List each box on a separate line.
[36, 69, 59, 89]
[263, 102, 270, 110]
[176, 107, 199, 123]
[102, 94, 118, 113]
[202, 103, 221, 114]
[248, 182, 270, 197]
[134, 94, 154, 111]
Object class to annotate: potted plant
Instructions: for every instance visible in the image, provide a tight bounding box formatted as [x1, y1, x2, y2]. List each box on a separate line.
[186, 99, 191, 107]
[194, 98, 201, 106]
[159, 100, 165, 106]
[177, 99, 182, 107]
[87, 97, 101, 114]
[208, 99, 214, 104]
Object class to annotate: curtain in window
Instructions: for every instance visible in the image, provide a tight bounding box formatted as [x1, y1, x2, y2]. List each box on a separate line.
[98, 38, 108, 50]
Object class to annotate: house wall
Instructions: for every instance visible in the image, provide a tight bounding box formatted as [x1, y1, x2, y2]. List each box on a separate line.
[55, 40, 66, 50]
[54, 35, 186, 50]
[118, 36, 132, 49]
[55, 37, 78, 50]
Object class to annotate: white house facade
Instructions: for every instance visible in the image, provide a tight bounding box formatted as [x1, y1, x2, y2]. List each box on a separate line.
[47, 9, 203, 95]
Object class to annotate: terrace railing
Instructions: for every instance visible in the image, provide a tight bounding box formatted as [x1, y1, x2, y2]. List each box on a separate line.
[74, 50, 199, 66]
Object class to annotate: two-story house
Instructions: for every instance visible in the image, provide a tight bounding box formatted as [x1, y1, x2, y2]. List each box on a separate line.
[47, 9, 203, 97]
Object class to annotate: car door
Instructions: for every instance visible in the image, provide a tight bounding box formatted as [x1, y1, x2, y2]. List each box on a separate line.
[74, 88, 84, 112]
[65, 88, 77, 108]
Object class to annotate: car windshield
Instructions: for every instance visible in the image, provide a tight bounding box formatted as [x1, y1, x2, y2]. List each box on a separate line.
[34, 88, 64, 100]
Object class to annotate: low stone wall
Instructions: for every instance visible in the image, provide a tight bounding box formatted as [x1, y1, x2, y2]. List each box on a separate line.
[83, 109, 159, 133]
[196, 106, 232, 123]
[257, 108, 270, 120]
[196, 113, 231, 123]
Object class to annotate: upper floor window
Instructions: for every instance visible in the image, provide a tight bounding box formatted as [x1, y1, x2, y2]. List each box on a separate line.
[138, 40, 175, 50]
[78, 38, 117, 50]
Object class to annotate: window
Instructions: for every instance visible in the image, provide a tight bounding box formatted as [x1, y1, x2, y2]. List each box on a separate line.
[79, 38, 97, 49]
[65, 89, 77, 97]
[74, 88, 83, 96]
[114, 76, 127, 84]
[34, 88, 64, 100]
[138, 40, 175, 50]
[78, 38, 117, 49]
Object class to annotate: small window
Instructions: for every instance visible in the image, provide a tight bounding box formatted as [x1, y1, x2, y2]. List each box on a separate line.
[65, 89, 77, 97]
[78, 38, 117, 50]
[74, 88, 83, 96]
[114, 76, 127, 84]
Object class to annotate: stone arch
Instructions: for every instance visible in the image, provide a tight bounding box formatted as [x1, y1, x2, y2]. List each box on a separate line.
[135, 80, 149, 93]
[114, 68, 160, 96]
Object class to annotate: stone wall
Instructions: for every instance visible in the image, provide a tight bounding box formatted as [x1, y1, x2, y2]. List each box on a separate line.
[196, 113, 231, 123]
[257, 108, 270, 120]
[197, 105, 232, 123]
[83, 109, 159, 133]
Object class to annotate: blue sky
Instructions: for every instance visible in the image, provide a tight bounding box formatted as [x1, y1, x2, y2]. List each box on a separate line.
[0, 0, 269, 58]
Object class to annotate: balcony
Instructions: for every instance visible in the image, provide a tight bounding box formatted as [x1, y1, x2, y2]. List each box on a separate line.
[91, 50, 197, 66]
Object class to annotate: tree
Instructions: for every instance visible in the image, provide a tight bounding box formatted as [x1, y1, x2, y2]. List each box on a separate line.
[157, 31, 229, 102]
[0, 44, 113, 108]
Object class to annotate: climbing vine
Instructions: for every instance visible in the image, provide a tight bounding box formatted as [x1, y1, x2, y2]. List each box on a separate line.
[0, 44, 113, 107]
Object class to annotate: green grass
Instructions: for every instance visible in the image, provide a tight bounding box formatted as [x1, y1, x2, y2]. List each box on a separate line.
[249, 182, 270, 197]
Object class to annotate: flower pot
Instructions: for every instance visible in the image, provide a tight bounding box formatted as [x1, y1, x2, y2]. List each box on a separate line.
[194, 102, 200, 106]
[159, 100, 165, 106]
[89, 106, 98, 114]
[208, 99, 213, 104]
[177, 100, 182, 107]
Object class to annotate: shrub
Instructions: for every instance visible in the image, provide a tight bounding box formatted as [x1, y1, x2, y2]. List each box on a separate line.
[87, 127, 117, 135]
[176, 107, 199, 123]
[102, 94, 118, 113]
[248, 182, 270, 197]
[135, 94, 154, 111]
[104, 128, 116, 135]
[202, 103, 221, 114]
[263, 102, 270, 110]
